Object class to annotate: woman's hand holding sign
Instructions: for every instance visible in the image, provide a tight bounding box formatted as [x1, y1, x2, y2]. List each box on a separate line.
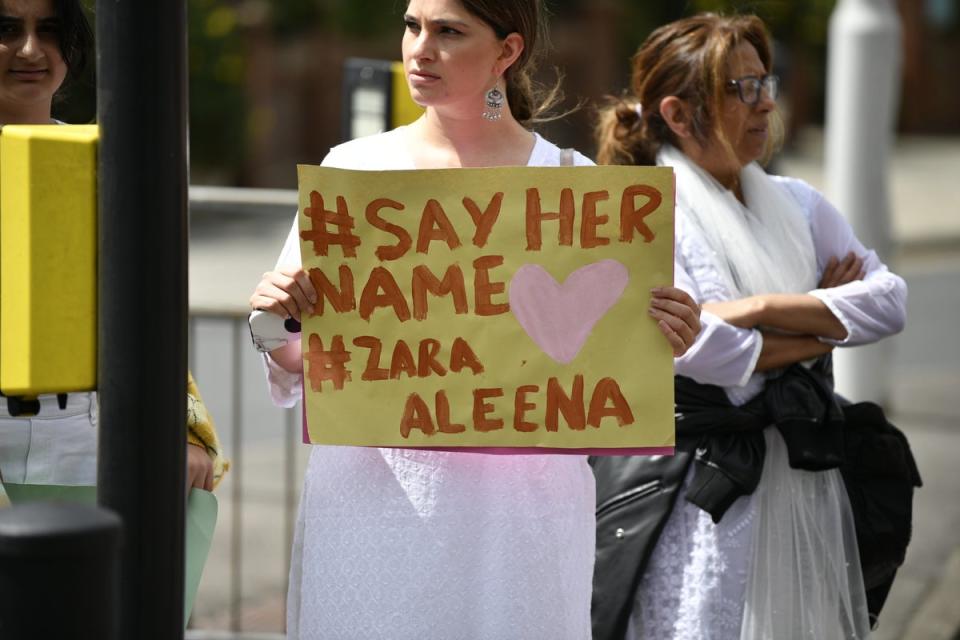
[649, 286, 700, 357]
[250, 266, 317, 372]
[250, 266, 318, 321]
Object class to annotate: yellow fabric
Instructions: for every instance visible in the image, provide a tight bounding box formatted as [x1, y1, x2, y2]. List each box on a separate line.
[186, 372, 229, 488]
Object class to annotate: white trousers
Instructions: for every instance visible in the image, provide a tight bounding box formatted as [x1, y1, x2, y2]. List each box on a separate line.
[0, 392, 98, 485]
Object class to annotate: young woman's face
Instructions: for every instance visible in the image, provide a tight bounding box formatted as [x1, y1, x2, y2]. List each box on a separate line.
[0, 0, 67, 119]
[699, 41, 776, 179]
[402, 0, 507, 116]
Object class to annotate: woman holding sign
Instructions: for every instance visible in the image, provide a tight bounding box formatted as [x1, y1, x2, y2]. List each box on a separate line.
[250, 1, 700, 638]
[592, 13, 914, 640]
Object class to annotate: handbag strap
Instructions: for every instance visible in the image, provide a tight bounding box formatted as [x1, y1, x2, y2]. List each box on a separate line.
[559, 148, 575, 166]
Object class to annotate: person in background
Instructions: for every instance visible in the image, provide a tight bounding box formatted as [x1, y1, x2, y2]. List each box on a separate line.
[591, 12, 913, 640]
[249, 0, 701, 638]
[0, 0, 226, 492]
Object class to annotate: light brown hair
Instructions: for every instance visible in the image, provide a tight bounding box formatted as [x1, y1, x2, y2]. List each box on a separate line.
[453, 0, 562, 126]
[595, 13, 780, 166]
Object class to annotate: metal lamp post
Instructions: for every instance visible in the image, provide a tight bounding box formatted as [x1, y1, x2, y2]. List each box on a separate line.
[824, 0, 902, 405]
[96, 2, 189, 638]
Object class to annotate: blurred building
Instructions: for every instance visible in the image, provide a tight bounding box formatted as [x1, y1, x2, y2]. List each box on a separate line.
[899, 0, 960, 132]
[177, 0, 960, 188]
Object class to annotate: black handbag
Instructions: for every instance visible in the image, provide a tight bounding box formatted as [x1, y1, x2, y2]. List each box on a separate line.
[589, 451, 692, 640]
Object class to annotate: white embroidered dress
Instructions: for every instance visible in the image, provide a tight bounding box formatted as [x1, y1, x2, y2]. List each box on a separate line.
[263, 128, 597, 640]
[633, 174, 907, 640]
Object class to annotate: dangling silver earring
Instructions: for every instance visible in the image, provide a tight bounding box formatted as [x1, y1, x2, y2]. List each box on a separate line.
[482, 83, 505, 121]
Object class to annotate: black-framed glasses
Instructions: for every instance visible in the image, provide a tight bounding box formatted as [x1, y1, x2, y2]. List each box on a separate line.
[726, 74, 779, 105]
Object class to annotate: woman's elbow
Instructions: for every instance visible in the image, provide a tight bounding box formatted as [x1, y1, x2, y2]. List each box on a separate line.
[863, 271, 908, 338]
[887, 275, 909, 335]
[889, 308, 907, 336]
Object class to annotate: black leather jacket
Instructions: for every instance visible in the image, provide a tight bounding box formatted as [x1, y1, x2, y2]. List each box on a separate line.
[590, 361, 922, 640]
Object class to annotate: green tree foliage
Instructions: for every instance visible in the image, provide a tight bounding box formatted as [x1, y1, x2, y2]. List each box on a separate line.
[316, 0, 404, 39]
[690, 0, 833, 50]
[181, 0, 840, 184]
[269, 0, 404, 39]
[186, 1, 406, 180]
[189, 0, 248, 181]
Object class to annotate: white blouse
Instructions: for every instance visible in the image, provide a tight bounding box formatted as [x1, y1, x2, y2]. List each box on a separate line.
[673, 175, 907, 403]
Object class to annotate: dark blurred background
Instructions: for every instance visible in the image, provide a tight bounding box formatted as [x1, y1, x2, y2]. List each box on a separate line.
[58, 0, 960, 187]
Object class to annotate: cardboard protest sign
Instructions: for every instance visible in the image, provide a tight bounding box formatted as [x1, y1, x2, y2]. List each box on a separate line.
[296, 164, 674, 452]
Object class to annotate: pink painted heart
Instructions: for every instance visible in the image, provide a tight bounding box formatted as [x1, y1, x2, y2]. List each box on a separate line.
[509, 259, 629, 364]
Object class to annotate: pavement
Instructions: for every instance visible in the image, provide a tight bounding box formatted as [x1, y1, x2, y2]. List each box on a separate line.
[186, 128, 960, 638]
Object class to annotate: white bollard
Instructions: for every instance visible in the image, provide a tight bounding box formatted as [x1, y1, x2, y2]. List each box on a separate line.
[824, 0, 902, 405]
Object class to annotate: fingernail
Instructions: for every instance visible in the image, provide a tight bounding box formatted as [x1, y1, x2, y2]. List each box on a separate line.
[651, 287, 662, 294]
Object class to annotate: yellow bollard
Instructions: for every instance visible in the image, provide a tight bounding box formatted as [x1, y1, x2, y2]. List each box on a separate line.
[0, 125, 98, 395]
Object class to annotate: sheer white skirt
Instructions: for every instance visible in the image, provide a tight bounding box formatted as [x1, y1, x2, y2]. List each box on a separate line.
[632, 428, 871, 640]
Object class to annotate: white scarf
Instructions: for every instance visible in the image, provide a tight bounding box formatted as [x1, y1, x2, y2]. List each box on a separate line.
[658, 144, 817, 299]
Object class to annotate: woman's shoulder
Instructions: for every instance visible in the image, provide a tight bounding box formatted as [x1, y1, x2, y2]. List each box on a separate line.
[321, 127, 412, 170]
[528, 133, 595, 167]
[769, 174, 823, 211]
[770, 173, 857, 233]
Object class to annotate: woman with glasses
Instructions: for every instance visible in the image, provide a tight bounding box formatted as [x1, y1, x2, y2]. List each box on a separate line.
[591, 13, 908, 639]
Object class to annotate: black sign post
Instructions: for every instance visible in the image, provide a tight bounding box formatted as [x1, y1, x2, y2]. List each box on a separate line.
[96, 2, 189, 638]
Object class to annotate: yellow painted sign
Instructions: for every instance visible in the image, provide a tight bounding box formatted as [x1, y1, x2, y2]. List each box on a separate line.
[297, 164, 675, 451]
[0, 125, 98, 395]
